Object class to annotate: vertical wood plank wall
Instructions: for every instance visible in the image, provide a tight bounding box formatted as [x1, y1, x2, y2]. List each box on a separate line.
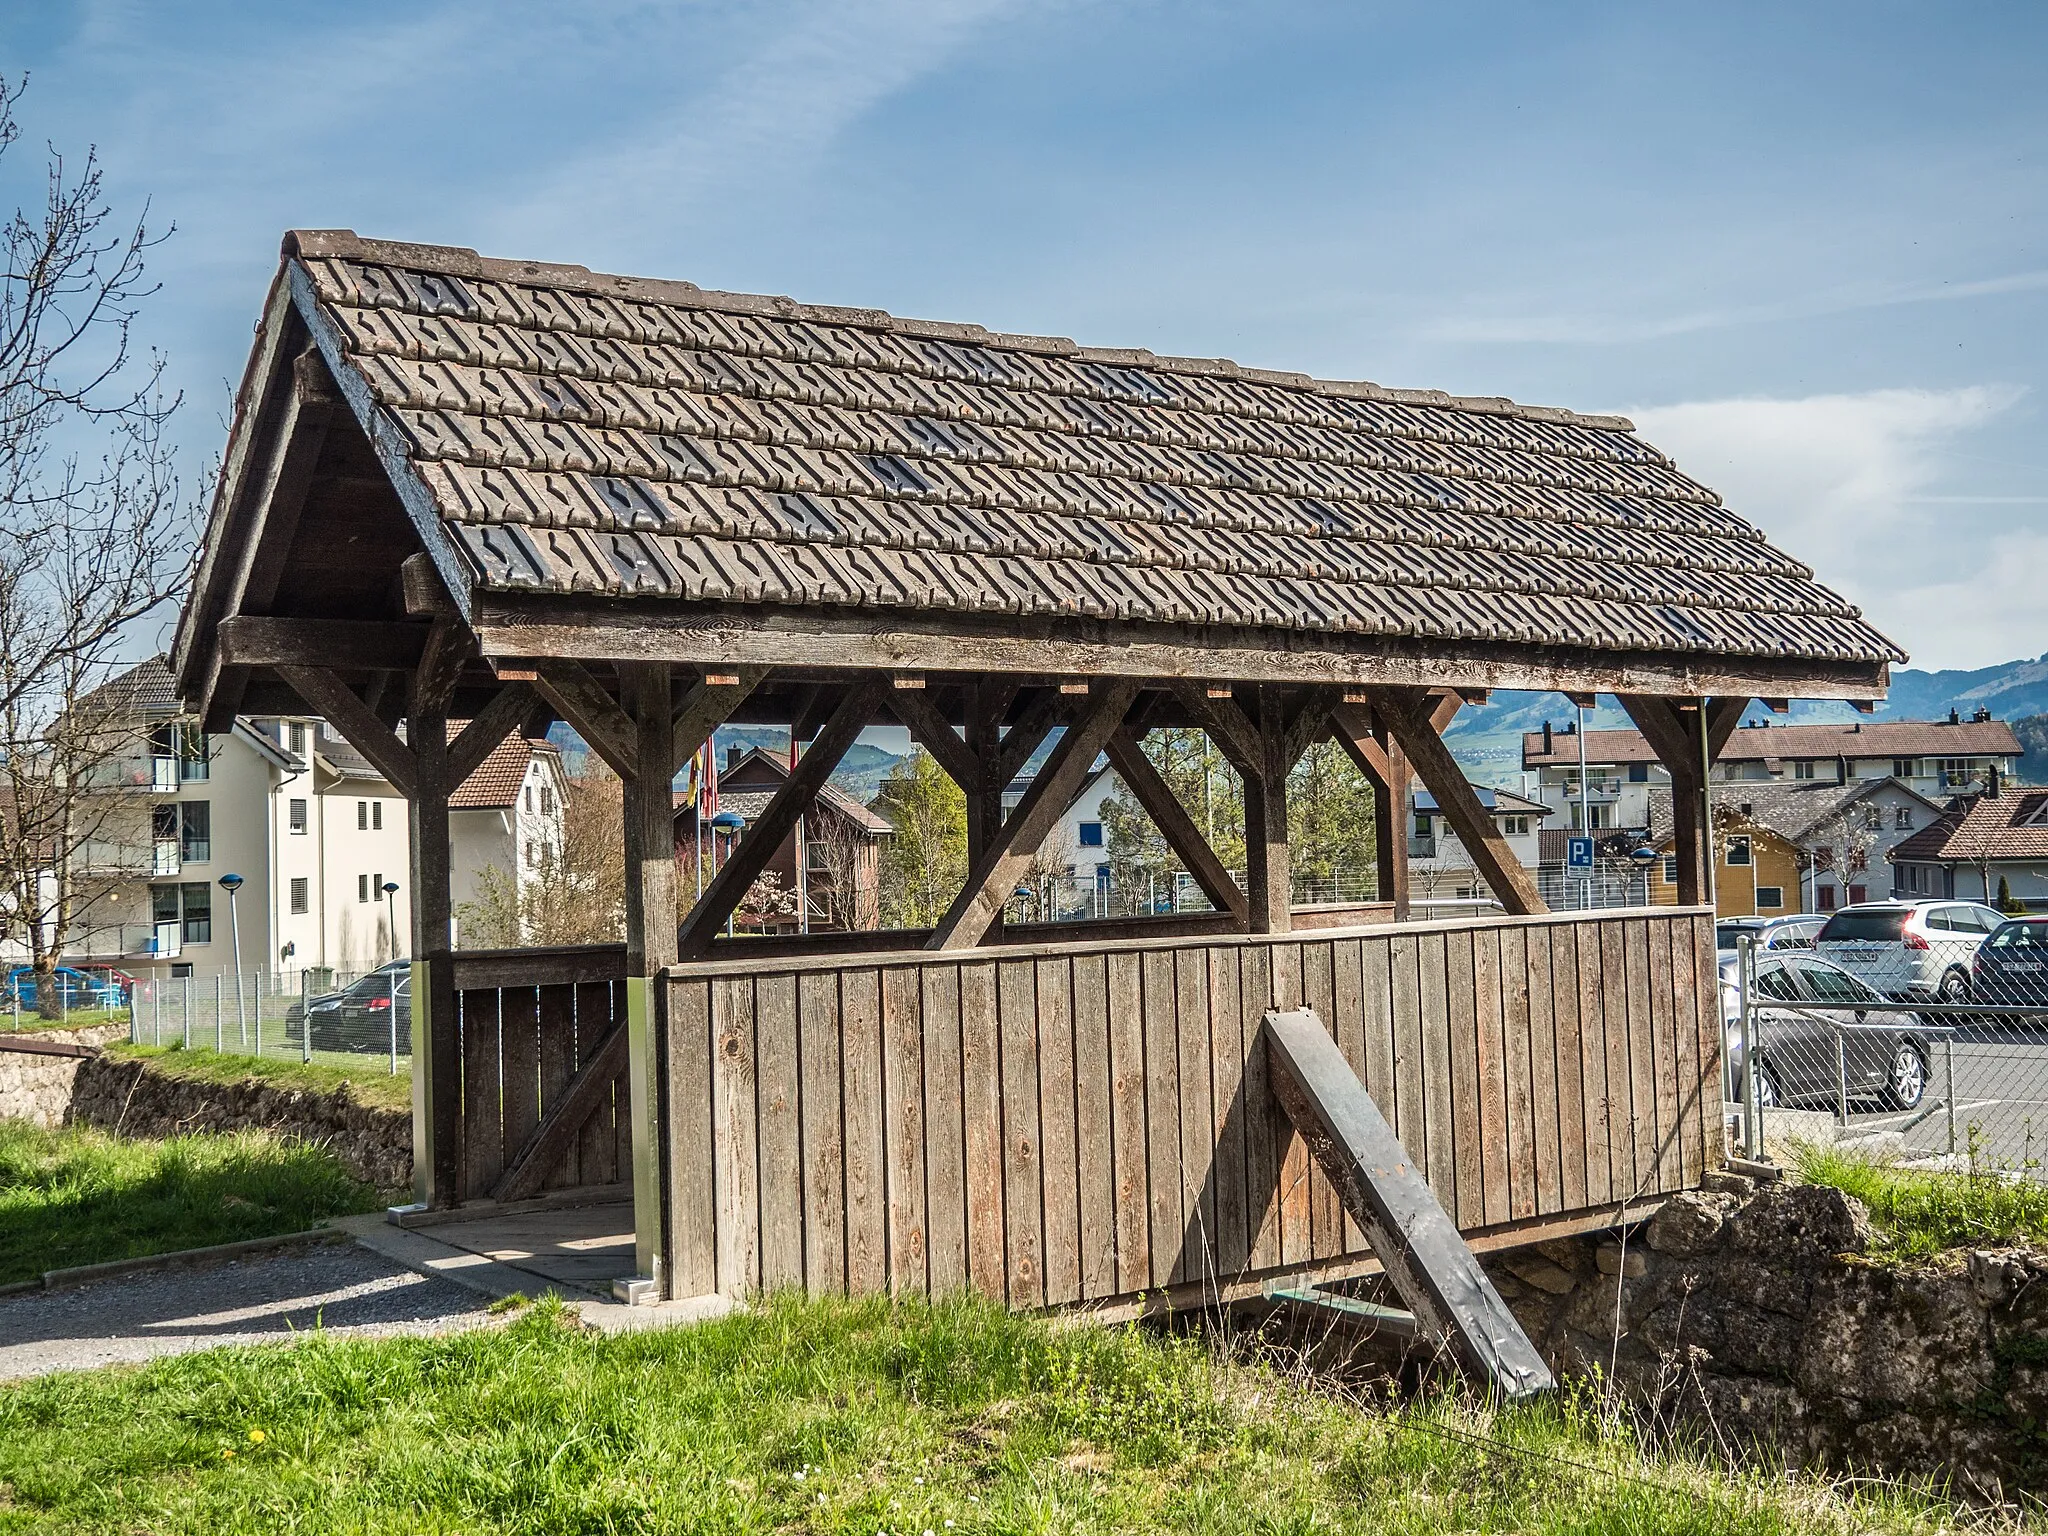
[445, 946, 631, 1203]
[663, 909, 1721, 1307]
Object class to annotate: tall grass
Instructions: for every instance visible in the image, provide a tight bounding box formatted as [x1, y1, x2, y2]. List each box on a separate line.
[1792, 1141, 2048, 1257]
[0, 1121, 379, 1285]
[0, 1292, 1984, 1534]
[106, 1043, 412, 1112]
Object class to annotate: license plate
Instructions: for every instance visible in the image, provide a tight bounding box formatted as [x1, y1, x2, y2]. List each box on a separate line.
[2010, 962, 2044, 973]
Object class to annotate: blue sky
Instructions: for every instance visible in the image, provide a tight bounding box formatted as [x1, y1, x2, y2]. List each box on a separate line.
[9, 0, 2047, 671]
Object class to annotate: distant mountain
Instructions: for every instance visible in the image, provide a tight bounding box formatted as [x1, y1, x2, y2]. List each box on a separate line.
[1441, 654, 2048, 791]
[2017, 715, 2048, 786]
[547, 720, 908, 802]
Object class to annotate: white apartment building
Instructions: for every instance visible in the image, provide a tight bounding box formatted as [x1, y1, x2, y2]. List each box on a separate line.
[60, 659, 559, 982]
[1407, 786, 1551, 902]
[449, 733, 570, 927]
[1520, 712, 2022, 833]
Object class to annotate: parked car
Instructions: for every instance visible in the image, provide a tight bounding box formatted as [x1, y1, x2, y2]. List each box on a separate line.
[1972, 917, 2048, 1007]
[1721, 950, 1932, 1110]
[1813, 900, 2006, 1003]
[3, 964, 127, 1011]
[1716, 915, 1826, 954]
[299, 963, 411, 1054]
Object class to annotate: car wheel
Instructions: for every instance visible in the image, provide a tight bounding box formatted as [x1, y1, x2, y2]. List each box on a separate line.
[1883, 1042, 1929, 1111]
[1940, 969, 1970, 1004]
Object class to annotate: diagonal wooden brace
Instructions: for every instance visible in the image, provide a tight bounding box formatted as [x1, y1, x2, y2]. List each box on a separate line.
[1103, 725, 1248, 923]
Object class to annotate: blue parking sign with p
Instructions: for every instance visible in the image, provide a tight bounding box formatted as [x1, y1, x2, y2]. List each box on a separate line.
[1566, 836, 1594, 871]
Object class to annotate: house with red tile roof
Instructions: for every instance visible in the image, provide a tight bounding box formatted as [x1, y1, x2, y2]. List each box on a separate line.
[1890, 783, 2048, 911]
[448, 729, 569, 926]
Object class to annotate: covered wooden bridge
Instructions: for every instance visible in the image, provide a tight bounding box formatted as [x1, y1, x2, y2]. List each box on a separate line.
[173, 231, 1901, 1310]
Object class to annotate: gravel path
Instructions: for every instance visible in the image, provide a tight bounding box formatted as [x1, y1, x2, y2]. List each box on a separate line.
[0, 1240, 497, 1381]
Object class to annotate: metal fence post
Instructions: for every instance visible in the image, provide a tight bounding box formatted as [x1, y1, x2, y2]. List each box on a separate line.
[1737, 934, 1762, 1160]
[301, 970, 311, 1063]
[1835, 1030, 1849, 1128]
[214, 973, 224, 1052]
[182, 978, 191, 1048]
[1945, 1034, 1957, 1159]
[389, 965, 399, 1076]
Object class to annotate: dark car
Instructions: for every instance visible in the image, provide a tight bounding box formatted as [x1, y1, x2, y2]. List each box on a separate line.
[1721, 951, 1933, 1111]
[296, 962, 411, 1054]
[1973, 918, 2048, 1006]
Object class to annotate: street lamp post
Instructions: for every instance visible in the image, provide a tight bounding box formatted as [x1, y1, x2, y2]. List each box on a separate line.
[709, 811, 746, 936]
[382, 881, 401, 1073]
[218, 873, 245, 1047]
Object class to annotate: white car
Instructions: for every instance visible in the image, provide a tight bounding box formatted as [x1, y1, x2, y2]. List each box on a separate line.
[1813, 900, 2006, 1003]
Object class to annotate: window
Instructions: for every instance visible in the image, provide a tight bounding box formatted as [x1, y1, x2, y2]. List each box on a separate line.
[1793, 760, 1817, 780]
[525, 841, 537, 868]
[1078, 821, 1104, 847]
[179, 882, 211, 943]
[289, 877, 309, 914]
[357, 801, 368, 831]
[1501, 815, 1531, 837]
[179, 802, 211, 863]
[1726, 835, 1752, 867]
[1893, 758, 1916, 779]
[374, 872, 384, 901]
[1848, 883, 1867, 905]
[1628, 763, 1649, 783]
[289, 798, 308, 834]
[1863, 806, 1883, 831]
[358, 873, 370, 903]
[372, 802, 383, 831]
[1895, 806, 1914, 830]
[1662, 855, 1679, 885]
[1937, 758, 1975, 789]
[287, 720, 306, 755]
[1414, 812, 1433, 837]
[541, 785, 556, 816]
[525, 787, 535, 813]
[1755, 885, 1784, 910]
[1817, 885, 1837, 911]
[150, 884, 180, 926]
[175, 723, 209, 781]
[1753, 964, 1798, 1001]
[1588, 803, 1610, 830]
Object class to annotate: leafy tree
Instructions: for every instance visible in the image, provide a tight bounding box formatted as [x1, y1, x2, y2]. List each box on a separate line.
[1999, 875, 2024, 916]
[1286, 739, 1380, 901]
[873, 748, 966, 928]
[457, 767, 624, 947]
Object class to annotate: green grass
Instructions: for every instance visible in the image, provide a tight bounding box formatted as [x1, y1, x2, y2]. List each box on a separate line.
[0, 1006, 128, 1034]
[1793, 1142, 2048, 1257]
[0, 1121, 381, 1286]
[106, 1043, 413, 1112]
[0, 1293, 1975, 1534]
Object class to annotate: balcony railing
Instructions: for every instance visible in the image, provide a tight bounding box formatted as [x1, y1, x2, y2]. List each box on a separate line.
[71, 838, 182, 876]
[85, 754, 180, 793]
[69, 922, 181, 959]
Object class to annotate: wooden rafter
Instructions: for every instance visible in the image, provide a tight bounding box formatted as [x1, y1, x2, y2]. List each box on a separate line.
[1366, 686, 1546, 916]
[888, 685, 978, 788]
[994, 686, 1063, 785]
[1103, 726, 1247, 922]
[930, 681, 1141, 951]
[1330, 701, 1410, 920]
[218, 616, 430, 672]
[672, 667, 765, 775]
[277, 666, 417, 798]
[532, 660, 636, 780]
[1168, 680, 1261, 776]
[447, 681, 539, 788]
[678, 680, 887, 958]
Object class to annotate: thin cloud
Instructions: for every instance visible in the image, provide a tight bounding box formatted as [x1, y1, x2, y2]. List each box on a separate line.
[1425, 268, 2048, 346]
[1628, 386, 2034, 669]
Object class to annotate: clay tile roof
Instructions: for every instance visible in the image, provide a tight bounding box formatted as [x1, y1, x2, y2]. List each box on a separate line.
[447, 728, 553, 808]
[75, 656, 180, 720]
[272, 229, 1904, 673]
[1523, 718, 2022, 769]
[1891, 792, 2048, 864]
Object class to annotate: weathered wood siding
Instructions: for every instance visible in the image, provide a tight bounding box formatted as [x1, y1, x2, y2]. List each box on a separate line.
[661, 908, 1721, 1306]
[443, 944, 630, 1202]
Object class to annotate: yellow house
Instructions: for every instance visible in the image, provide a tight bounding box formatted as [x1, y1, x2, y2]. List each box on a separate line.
[1646, 795, 1804, 917]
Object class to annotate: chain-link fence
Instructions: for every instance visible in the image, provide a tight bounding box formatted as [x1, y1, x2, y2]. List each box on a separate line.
[128, 967, 412, 1075]
[1724, 905, 2048, 1174]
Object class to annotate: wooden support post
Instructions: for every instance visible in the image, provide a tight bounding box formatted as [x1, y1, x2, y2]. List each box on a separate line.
[672, 667, 764, 776]
[930, 681, 1140, 950]
[1367, 686, 1547, 916]
[1103, 726, 1247, 922]
[618, 661, 677, 1292]
[278, 667, 418, 798]
[678, 681, 886, 958]
[1619, 695, 1747, 909]
[406, 623, 465, 1207]
[1331, 703, 1410, 920]
[532, 660, 637, 780]
[1244, 685, 1292, 934]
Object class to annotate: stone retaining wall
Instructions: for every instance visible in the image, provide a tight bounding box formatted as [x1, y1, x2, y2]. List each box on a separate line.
[65, 1055, 412, 1190]
[1486, 1178, 2048, 1499]
[0, 1026, 131, 1128]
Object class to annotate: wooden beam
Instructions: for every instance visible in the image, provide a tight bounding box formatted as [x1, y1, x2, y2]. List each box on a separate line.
[929, 680, 1141, 950]
[678, 680, 886, 958]
[1618, 695, 1706, 906]
[1368, 686, 1547, 916]
[1332, 702, 1410, 920]
[1167, 680, 1262, 777]
[532, 660, 637, 780]
[1103, 726, 1248, 923]
[219, 616, 431, 672]
[408, 670, 458, 1206]
[471, 597, 1895, 702]
[1282, 691, 1333, 771]
[888, 685, 979, 789]
[278, 666, 417, 798]
[993, 686, 1059, 785]
[447, 681, 539, 789]
[492, 1024, 626, 1203]
[620, 662, 680, 975]
[1244, 685, 1291, 933]
[672, 667, 764, 776]
[1705, 695, 1747, 759]
[401, 551, 460, 619]
[228, 351, 339, 618]
[413, 617, 470, 717]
